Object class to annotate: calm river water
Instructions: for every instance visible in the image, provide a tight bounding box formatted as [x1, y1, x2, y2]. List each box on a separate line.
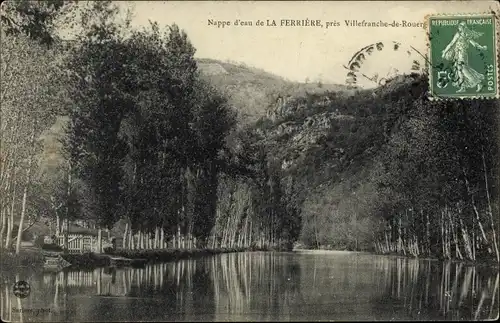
[1, 251, 498, 321]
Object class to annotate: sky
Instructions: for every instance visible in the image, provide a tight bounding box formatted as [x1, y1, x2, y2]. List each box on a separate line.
[113, 0, 497, 86]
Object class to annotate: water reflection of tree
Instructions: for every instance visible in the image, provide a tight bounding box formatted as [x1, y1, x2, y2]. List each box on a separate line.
[372, 257, 499, 320]
[0, 253, 384, 321]
[3, 254, 497, 321]
[209, 252, 303, 320]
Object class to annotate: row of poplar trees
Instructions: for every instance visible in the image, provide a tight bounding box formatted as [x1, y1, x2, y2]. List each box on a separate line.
[370, 77, 499, 262]
[62, 2, 300, 250]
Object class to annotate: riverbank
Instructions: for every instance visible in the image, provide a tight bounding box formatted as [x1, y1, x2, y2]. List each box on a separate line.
[294, 247, 499, 268]
[108, 246, 271, 263]
[293, 249, 371, 255]
[0, 246, 273, 270]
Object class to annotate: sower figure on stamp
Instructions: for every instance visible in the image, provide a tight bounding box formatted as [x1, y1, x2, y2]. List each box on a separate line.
[441, 22, 487, 93]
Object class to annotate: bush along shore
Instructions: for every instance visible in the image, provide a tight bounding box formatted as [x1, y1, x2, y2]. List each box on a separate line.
[0, 246, 278, 270]
[86, 246, 282, 268]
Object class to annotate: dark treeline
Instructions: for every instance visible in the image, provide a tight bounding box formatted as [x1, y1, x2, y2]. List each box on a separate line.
[371, 79, 499, 262]
[269, 75, 499, 262]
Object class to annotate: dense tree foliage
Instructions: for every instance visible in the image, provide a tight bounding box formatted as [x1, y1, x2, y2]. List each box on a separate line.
[0, 0, 76, 46]
[268, 75, 498, 261]
[1, 2, 497, 262]
[60, 4, 299, 250]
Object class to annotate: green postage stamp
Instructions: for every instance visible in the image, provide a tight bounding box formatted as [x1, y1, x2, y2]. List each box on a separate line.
[428, 13, 498, 99]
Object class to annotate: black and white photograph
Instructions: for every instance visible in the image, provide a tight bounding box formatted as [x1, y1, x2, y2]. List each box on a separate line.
[0, 0, 499, 321]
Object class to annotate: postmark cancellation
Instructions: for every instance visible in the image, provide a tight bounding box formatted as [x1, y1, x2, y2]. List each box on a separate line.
[427, 13, 499, 100]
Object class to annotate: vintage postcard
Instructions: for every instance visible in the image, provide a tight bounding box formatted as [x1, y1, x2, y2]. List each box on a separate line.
[0, 1, 499, 322]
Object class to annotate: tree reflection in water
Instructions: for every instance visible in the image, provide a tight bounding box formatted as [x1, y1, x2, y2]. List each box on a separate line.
[373, 256, 499, 320]
[0, 252, 498, 321]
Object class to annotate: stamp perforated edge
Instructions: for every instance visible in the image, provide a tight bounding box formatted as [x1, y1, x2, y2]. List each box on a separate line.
[425, 11, 500, 101]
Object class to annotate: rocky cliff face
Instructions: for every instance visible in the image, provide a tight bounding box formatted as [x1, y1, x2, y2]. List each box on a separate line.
[255, 90, 357, 175]
[252, 74, 424, 210]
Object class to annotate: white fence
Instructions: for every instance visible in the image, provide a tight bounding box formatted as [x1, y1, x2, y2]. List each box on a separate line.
[56, 235, 97, 254]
